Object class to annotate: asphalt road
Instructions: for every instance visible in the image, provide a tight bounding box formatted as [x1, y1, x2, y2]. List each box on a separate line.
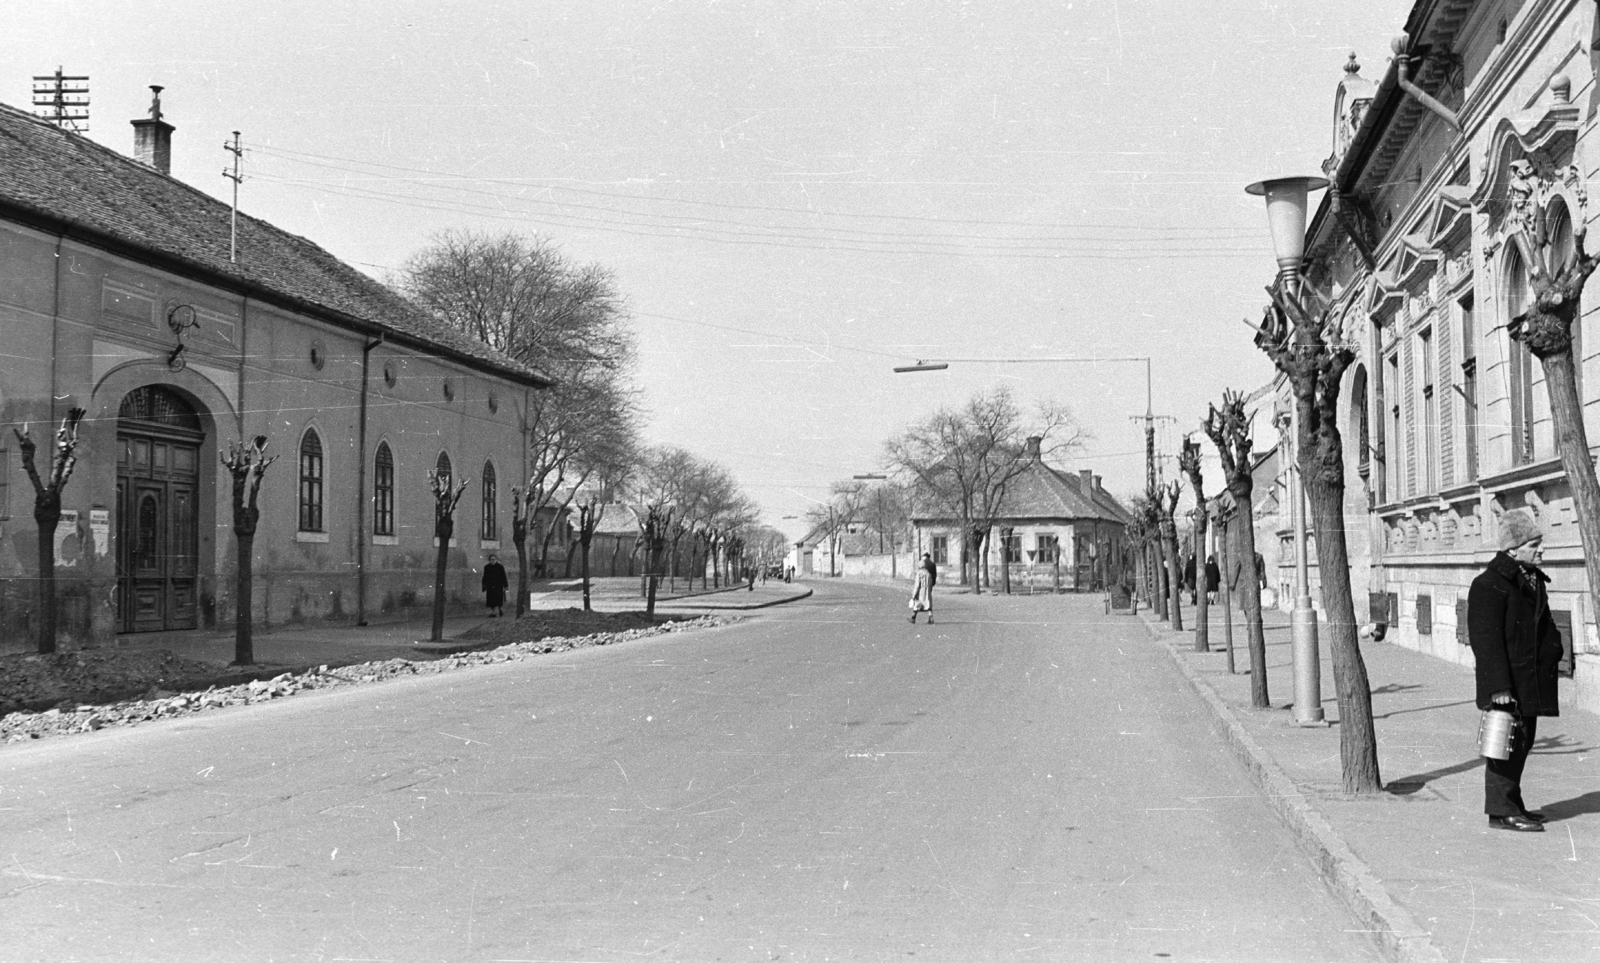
[2, 580, 1382, 962]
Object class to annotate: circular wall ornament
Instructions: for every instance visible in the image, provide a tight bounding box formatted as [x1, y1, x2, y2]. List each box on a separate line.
[310, 339, 326, 371]
[383, 360, 397, 388]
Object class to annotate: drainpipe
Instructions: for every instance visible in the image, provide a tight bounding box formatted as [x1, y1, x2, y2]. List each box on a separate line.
[1392, 34, 1460, 131]
[354, 334, 383, 625]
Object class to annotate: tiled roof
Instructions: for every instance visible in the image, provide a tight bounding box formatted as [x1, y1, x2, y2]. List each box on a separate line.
[0, 102, 549, 387]
[912, 459, 1131, 525]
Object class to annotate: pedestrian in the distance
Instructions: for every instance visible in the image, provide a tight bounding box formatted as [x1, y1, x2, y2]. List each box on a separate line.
[1468, 508, 1563, 832]
[1204, 554, 1221, 604]
[1183, 553, 1197, 605]
[481, 554, 509, 618]
[909, 552, 935, 623]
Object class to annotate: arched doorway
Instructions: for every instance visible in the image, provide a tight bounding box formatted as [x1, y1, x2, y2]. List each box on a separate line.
[117, 385, 203, 632]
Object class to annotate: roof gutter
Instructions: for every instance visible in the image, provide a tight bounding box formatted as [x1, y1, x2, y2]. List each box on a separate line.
[0, 196, 554, 390]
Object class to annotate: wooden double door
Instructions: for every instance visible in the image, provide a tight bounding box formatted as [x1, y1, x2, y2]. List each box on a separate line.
[116, 430, 201, 632]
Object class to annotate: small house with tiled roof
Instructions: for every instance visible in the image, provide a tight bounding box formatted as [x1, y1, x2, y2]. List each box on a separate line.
[913, 438, 1133, 592]
[0, 90, 551, 647]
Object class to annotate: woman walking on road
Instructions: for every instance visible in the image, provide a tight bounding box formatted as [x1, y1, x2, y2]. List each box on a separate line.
[909, 553, 935, 623]
[1468, 509, 1563, 832]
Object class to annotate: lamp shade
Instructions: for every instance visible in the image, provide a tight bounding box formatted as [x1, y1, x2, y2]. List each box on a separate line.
[1245, 176, 1329, 278]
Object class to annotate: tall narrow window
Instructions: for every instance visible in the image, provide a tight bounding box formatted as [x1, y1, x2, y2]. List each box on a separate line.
[931, 534, 948, 565]
[1387, 352, 1402, 500]
[373, 442, 395, 537]
[1420, 328, 1437, 493]
[481, 461, 497, 541]
[435, 451, 452, 489]
[299, 430, 324, 532]
[1001, 528, 1021, 563]
[1507, 248, 1537, 465]
[1352, 365, 1370, 476]
[1460, 294, 1479, 479]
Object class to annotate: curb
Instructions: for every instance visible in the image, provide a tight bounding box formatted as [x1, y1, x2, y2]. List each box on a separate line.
[662, 587, 814, 611]
[1136, 613, 1446, 963]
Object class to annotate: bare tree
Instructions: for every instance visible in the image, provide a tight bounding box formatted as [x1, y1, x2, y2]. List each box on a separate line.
[576, 496, 605, 612]
[634, 503, 673, 618]
[13, 408, 86, 655]
[885, 387, 1083, 594]
[428, 468, 469, 643]
[399, 230, 640, 580]
[804, 482, 867, 578]
[1506, 168, 1600, 632]
[1157, 480, 1184, 632]
[222, 436, 276, 665]
[1203, 391, 1270, 710]
[1178, 437, 1209, 651]
[1255, 277, 1380, 794]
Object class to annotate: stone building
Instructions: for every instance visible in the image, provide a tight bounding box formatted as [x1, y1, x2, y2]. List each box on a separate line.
[0, 91, 551, 647]
[1286, 0, 1600, 711]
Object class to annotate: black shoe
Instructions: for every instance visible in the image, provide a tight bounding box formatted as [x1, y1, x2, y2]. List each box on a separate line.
[1489, 815, 1545, 832]
[1521, 810, 1548, 823]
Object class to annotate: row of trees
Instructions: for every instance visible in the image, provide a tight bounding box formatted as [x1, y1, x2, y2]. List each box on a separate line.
[803, 386, 1087, 593]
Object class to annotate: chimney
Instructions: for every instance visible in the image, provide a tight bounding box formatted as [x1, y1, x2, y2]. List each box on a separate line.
[1093, 474, 1102, 491]
[131, 85, 174, 174]
[1025, 435, 1042, 460]
[1079, 469, 1094, 491]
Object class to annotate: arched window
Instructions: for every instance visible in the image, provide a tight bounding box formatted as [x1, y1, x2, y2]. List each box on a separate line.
[435, 451, 452, 489]
[299, 429, 324, 532]
[373, 442, 395, 537]
[481, 461, 497, 541]
[1505, 245, 1537, 466]
[1547, 199, 1581, 398]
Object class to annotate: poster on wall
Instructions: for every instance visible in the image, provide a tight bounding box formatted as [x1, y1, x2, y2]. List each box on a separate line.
[90, 509, 110, 556]
[54, 509, 80, 567]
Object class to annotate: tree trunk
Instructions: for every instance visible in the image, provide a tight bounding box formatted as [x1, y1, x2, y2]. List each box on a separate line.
[513, 524, 529, 619]
[431, 517, 453, 643]
[1228, 494, 1270, 709]
[1302, 457, 1382, 794]
[1152, 535, 1168, 620]
[33, 504, 59, 655]
[1542, 351, 1600, 638]
[235, 533, 254, 664]
[581, 534, 593, 612]
[1164, 521, 1184, 632]
[1217, 516, 1235, 674]
[1192, 516, 1210, 652]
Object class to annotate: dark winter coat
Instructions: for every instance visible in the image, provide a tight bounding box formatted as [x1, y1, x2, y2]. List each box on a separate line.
[481, 562, 509, 608]
[1467, 552, 1564, 716]
[1182, 555, 1196, 591]
[1204, 559, 1221, 593]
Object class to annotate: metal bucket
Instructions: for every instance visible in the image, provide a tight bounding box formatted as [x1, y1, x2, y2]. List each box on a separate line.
[1478, 708, 1519, 760]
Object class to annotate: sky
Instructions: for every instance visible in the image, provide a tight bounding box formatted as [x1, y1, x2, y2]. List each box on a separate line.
[5, 0, 1406, 540]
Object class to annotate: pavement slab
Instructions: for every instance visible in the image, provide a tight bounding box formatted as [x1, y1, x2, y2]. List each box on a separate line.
[1143, 602, 1600, 963]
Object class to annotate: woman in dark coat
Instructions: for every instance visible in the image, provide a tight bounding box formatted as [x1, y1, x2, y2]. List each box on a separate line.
[1204, 554, 1221, 604]
[482, 554, 509, 618]
[1467, 509, 1563, 832]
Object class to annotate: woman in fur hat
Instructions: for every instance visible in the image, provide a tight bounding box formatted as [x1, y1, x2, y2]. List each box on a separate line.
[1466, 508, 1564, 832]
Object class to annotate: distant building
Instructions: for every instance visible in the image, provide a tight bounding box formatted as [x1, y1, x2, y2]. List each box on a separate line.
[912, 437, 1132, 592]
[0, 91, 550, 647]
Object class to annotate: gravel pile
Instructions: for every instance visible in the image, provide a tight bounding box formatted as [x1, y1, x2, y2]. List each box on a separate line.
[1, 614, 730, 746]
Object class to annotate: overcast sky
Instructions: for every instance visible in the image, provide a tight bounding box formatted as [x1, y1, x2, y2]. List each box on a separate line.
[7, 0, 1405, 538]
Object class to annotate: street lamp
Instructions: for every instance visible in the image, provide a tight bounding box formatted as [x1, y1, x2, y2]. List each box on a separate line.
[1246, 174, 1327, 727]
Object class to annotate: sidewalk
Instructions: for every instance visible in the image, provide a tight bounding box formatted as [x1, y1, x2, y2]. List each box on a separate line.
[1138, 601, 1600, 963]
[7, 578, 812, 668]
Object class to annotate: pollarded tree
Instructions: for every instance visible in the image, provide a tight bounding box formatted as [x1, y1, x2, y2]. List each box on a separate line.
[1178, 437, 1209, 652]
[1203, 391, 1270, 709]
[1156, 480, 1184, 632]
[1506, 166, 1600, 633]
[13, 408, 86, 655]
[576, 496, 605, 612]
[222, 436, 277, 665]
[428, 468, 469, 643]
[1255, 278, 1380, 794]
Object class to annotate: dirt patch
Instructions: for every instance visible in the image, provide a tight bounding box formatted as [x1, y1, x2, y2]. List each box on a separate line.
[2, 612, 731, 746]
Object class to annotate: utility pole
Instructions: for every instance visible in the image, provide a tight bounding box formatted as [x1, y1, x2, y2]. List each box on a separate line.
[223, 132, 244, 262]
[31, 68, 89, 132]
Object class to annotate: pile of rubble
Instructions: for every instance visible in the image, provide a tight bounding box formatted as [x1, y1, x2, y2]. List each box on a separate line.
[1, 615, 730, 745]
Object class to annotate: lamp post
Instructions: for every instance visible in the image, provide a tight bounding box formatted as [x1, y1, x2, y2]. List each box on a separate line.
[1245, 175, 1327, 727]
